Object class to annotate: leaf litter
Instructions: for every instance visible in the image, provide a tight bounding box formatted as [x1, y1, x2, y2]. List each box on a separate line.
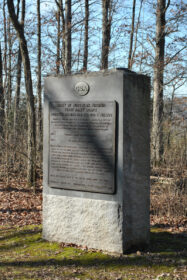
[0, 176, 186, 279]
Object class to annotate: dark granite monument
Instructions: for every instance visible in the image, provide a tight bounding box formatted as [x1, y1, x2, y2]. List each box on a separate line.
[43, 69, 150, 253]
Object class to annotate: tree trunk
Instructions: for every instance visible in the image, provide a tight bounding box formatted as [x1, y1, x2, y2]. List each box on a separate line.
[16, 0, 21, 17]
[166, 85, 175, 148]
[131, 0, 143, 70]
[83, 0, 89, 71]
[7, 0, 36, 186]
[60, 0, 65, 72]
[3, 0, 8, 96]
[55, 0, 65, 71]
[128, 0, 136, 70]
[13, 0, 23, 143]
[7, 18, 12, 115]
[37, 0, 42, 166]
[13, 47, 22, 140]
[152, 0, 169, 166]
[101, 0, 112, 70]
[64, 0, 71, 74]
[0, 44, 5, 137]
[3, 0, 10, 185]
[129, 0, 143, 71]
[56, 9, 60, 74]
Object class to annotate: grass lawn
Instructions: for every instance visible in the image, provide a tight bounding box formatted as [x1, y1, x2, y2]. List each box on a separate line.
[0, 225, 186, 280]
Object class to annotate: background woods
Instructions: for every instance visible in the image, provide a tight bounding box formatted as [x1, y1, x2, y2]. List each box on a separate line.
[0, 3, 186, 279]
[0, 0, 186, 194]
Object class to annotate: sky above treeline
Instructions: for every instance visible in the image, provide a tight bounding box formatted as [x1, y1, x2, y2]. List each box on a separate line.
[0, 0, 186, 97]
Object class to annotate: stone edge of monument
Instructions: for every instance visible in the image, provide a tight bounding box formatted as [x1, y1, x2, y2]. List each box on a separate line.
[42, 68, 150, 254]
[122, 70, 150, 251]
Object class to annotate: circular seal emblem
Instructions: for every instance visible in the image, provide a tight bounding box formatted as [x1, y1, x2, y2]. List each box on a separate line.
[74, 81, 89, 96]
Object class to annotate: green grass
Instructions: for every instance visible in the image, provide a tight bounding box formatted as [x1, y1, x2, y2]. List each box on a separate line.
[0, 225, 186, 279]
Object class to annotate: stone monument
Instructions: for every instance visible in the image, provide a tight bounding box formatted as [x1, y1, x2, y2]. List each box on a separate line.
[43, 69, 150, 254]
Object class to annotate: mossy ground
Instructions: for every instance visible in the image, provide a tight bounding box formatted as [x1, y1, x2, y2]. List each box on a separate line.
[0, 225, 186, 280]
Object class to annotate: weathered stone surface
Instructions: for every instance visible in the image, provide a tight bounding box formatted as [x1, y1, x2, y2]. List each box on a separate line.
[43, 69, 150, 253]
[122, 72, 150, 249]
[43, 193, 123, 253]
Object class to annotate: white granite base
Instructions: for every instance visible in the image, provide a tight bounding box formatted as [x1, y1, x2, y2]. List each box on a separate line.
[43, 194, 123, 253]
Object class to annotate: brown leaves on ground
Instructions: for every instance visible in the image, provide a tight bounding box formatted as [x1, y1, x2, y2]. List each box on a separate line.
[0, 174, 187, 234]
[150, 174, 187, 233]
[0, 177, 42, 226]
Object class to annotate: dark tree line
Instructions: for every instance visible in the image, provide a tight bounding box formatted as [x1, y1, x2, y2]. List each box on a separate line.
[0, 0, 186, 185]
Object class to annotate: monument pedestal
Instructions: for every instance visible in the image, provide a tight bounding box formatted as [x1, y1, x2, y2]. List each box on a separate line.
[43, 69, 150, 253]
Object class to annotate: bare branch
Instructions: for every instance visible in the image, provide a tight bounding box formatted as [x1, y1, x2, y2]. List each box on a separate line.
[165, 0, 170, 11]
[165, 46, 186, 67]
[146, 35, 156, 51]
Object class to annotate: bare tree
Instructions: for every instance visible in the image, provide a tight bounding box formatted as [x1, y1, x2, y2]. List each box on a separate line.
[37, 0, 42, 162]
[83, 0, 89, 71]
[7, 18, 12, 115]
[13, 0, 23, 142]
[55, 0, 66, 72]
[2, 0, 10, 185]
[152, 0, 170, 166]
[166, 80, 185, 149]
[101, 0, 113, 70]
[7, 0, 36, 186]
[3, 0, 8, 98]
[0, 44, 5, 137]
[128, 0, 136, 70]
[56, 9, 61, 74]
[129, 0, 143, 70]
[64, 0, 71, 74]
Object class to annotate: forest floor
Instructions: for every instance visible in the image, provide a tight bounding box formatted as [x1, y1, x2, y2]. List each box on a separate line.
[0, 176, 187, 280]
